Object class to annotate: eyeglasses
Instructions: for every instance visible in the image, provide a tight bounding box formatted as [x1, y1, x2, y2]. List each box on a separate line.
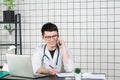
[44, 34, 58, 41]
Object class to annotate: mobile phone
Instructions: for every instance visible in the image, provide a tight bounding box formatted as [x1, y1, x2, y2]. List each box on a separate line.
[58, 40, 62, 46]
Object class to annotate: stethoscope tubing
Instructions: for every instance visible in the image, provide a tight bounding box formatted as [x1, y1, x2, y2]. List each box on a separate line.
[42, 44, 59, 66]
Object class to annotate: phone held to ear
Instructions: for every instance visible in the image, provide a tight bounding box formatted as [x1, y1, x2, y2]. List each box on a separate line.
[58, 41, 62, 46]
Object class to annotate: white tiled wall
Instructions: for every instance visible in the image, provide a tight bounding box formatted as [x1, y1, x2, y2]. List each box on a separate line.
[0, 0, 120, 80]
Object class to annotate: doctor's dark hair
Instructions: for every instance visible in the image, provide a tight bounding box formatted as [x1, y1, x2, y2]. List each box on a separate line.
[41, 22, 59, 35]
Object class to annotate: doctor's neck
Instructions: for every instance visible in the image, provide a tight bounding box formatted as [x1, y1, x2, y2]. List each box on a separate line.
[46, 45, 57, 51]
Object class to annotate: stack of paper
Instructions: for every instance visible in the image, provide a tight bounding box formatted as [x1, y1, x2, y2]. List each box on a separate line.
[56, 72, 105, 80]
[82, 73, 105, 80]
[56, 73, 75, 77]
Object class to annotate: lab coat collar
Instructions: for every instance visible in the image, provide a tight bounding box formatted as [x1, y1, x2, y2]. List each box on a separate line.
[45, 46, 59, 65]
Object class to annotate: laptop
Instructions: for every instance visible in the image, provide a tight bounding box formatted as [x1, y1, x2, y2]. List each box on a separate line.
[6, 54, 47, 79]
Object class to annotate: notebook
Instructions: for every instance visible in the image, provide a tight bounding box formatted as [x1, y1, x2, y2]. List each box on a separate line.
[6, 54, 47, 79]
[0, 71, 9, 78]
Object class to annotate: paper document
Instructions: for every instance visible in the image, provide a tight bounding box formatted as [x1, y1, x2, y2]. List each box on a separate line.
[82, 73, 105, 79]
[56, 73, 75, 77]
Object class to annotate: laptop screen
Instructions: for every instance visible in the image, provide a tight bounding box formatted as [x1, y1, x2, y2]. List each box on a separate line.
[6, 54, 47, 78]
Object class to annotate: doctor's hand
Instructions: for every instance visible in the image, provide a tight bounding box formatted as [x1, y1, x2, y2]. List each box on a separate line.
[36, 67, 58, 75]
[57, 37, 66, 49]
[48, 69, 58, 75]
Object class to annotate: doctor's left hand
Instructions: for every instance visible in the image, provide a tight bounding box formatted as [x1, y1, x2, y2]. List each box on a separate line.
[48, 69, 58, 75]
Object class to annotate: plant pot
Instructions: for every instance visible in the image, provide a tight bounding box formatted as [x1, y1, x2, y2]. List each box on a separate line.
[3, 10, 15, 22]
[75, 73, 81, 80]
[8, 34, 14, 43]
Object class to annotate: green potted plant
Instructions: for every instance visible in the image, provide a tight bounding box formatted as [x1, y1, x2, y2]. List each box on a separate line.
[2, 0, 16, 43]
[4, 24, 15, 35]
[74, 68, 81, 80]
[3, 0, 15, 22]
[4, 24, 15, 43]
[74, 68, 81, 74]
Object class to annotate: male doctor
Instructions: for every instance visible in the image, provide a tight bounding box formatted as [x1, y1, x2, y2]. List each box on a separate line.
[32, 22, 73, 75]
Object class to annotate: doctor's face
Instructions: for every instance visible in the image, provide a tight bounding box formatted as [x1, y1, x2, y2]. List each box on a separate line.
[42, 31, 59, 47]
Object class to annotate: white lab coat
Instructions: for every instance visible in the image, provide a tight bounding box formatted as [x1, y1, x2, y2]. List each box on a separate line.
[32, 44, 74, 74]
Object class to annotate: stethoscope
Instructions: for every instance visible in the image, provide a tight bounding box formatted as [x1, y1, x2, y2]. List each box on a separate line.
[41, 44, 60, 66]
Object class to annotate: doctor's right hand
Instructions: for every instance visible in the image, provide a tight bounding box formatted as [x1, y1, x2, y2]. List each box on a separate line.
[48, 69, 58, 75]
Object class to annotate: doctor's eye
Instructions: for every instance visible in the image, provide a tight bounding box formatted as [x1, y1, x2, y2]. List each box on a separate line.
[44, 34, 58, 41]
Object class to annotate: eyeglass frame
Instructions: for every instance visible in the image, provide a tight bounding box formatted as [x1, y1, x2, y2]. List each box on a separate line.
[44, 34, 59, 41]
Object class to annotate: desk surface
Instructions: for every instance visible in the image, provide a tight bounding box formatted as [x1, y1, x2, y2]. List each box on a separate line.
[2, 75, 104, 80]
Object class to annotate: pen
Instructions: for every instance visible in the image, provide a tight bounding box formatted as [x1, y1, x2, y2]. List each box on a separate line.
[49, 65, 54, 69]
